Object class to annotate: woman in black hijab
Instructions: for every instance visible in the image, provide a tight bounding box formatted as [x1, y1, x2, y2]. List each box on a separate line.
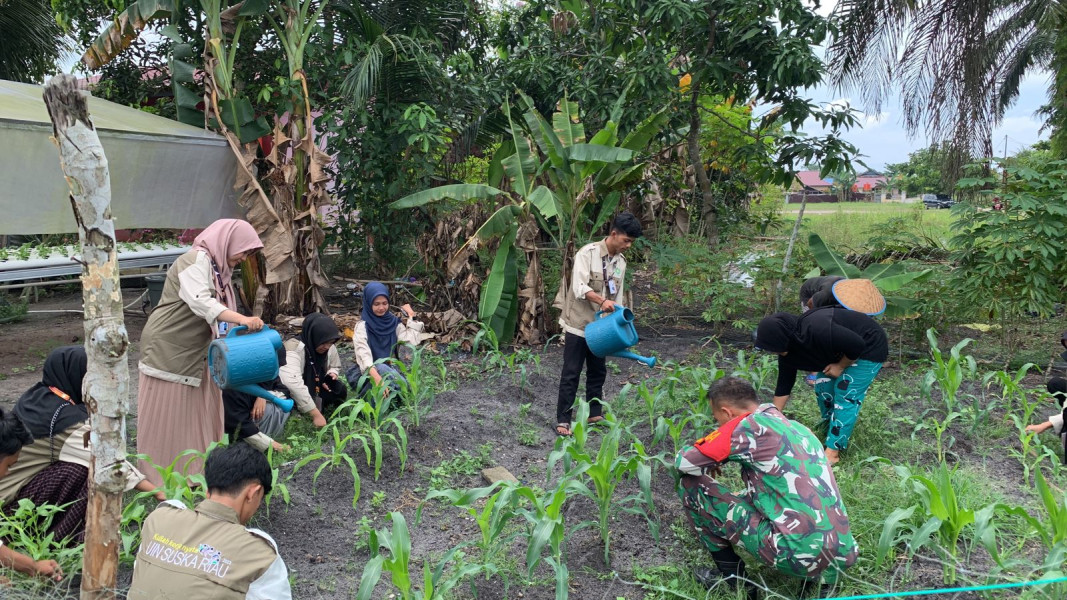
[279, 313, 346, 422]
[0, 347, 159, 543]
[755, 307, 888, 465]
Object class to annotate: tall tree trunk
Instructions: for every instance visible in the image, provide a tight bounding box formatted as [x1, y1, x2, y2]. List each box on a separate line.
[43, 74, 130, 600]
[687, 87, 718, 249]
[687, 12, 719, 249]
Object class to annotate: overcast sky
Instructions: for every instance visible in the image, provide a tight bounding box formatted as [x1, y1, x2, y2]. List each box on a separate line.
[800, 0, 1049, 171]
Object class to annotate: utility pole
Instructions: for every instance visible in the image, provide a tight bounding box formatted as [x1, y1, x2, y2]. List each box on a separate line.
[43, 74, 130, 600]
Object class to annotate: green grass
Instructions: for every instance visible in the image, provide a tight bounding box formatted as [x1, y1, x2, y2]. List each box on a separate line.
[783, 201, 956, 252]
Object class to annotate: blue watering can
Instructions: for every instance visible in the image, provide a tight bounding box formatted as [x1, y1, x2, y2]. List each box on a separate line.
[584, 306, 656, 368]
[208, 326, 294, 412]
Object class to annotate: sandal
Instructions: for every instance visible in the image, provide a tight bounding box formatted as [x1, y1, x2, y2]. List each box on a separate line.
[555, 423, 572, 437]
[587, 416, 606, 424]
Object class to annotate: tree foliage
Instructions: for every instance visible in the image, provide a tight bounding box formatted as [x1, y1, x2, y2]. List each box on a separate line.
[885, 143, 967, 196]
[829, 0, 1065, 161]
[0, 0, 72, 82]
[951, 162, 1067, 320]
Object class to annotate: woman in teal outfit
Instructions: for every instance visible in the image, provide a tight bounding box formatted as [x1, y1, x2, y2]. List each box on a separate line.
[755, 306, 888, 465]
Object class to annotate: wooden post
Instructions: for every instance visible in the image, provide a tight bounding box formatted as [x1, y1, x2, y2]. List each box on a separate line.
[775, 190, 808, 312]
[43, 74, 130, 600]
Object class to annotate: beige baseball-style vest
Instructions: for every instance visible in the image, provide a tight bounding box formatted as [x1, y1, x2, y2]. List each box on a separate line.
[127, 499, 285, 599]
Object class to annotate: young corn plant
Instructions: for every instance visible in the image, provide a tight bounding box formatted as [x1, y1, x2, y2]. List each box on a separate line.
[290, 423, 364, 508]
[424, 480, 527, 578]
[983, 363, 1037, 413]
[898, 463, 976, 583]
[922, 328, 977, 415]
[516, 477, 589, 600]
[1008, 389, 1047, 484]
[393, 347, 442, 429]
[730, 349, 778, 394]
[549, 401, 657, 563]
[357, 512, 479, 600]
[327, 381, 409, 481]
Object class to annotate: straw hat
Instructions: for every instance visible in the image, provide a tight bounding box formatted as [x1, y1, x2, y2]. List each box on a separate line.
[831, 279, 886, 316]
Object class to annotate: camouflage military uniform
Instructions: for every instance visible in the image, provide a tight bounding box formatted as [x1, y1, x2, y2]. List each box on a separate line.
[675, 403, 858, 583]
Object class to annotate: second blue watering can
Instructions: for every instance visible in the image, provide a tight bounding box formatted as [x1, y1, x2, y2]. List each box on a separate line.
[584, 306, 656, 368]
[208, 325, 294, 412]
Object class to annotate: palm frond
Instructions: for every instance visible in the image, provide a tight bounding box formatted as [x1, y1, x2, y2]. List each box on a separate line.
[0, 0, 74, 82]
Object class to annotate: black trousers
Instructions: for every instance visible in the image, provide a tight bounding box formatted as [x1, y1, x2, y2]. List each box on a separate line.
[556, 332, 606, 423]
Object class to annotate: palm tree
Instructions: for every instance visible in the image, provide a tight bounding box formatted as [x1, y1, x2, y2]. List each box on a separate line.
[828, 0, 1065, 160]
[0, 0, 72, 82]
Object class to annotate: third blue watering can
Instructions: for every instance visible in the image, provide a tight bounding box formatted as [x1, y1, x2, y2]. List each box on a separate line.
[584, 306, 656, 368]
[208, 325, 294, 412]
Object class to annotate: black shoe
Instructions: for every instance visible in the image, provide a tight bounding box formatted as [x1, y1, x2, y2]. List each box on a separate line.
[693, 566, 759, 600]
[798, 578, 831, 599]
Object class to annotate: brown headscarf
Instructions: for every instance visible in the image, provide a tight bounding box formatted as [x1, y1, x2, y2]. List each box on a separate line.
[192, 219, 262, 312]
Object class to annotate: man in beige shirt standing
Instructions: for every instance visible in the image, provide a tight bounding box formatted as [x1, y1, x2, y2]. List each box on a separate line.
[127, 443, 291, 600]
[555, 212, 642, 436]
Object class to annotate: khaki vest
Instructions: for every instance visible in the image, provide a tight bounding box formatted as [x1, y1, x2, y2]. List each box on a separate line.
[559, 241, 626, 336]
[139, 251, 216, 385]
[127, 500, 280, 600]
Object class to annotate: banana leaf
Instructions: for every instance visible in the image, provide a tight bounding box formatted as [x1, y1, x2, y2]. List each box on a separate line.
[488, 140, 515, 188]
[391, 184, 504, 209]
[808, 233, 861, 278]
[528, 186, 562, 220]
[167, 38, 201, 128]
[620, 107, 670, 151]
[479, 227, 520, 343]
[216, 97, 271, 144]
[553, 97, 585, 146]
[82, 0, 174, 69]
[503, 99, 540, 198]
[860, 261, 906, 280]
[566, 144, 634, 163]
[875, 270, 932, 293]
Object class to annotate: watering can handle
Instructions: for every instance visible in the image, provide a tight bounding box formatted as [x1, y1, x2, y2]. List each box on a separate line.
[593, 303, 623, 318]
[227, 324, 273, 338]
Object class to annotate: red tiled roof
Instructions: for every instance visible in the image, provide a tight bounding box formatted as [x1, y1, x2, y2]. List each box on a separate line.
[796, 170, 830, 188]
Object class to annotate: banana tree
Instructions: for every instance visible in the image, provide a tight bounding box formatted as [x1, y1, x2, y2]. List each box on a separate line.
[392, 92, 667, 343]
[807, 233, 932, 318]
[81, 0, 335, 315]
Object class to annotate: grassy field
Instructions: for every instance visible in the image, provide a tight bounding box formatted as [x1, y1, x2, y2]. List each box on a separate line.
[783, 201, 957, 253]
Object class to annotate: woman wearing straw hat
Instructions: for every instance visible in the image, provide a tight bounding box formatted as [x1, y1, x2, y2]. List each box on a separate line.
[800, 277, 885, 315]
[755, 301, 888, 465]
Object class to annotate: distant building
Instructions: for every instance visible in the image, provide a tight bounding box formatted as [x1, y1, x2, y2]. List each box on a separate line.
[792, 170, 832, 193]
[853, 170, 888, 193]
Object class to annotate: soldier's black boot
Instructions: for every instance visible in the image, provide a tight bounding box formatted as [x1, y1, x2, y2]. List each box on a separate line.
[798, 577, 832, 599]
[694, 548, 758, 600]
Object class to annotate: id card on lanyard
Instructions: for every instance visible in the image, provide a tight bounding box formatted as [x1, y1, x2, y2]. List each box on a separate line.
[602, 256, 617, 297]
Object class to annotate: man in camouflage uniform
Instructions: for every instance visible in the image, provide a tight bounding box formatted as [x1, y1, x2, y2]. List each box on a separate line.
[675, 377, 858, 592]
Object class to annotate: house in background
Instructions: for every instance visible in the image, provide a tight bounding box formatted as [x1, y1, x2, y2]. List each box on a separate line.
[791, 170, 833, 193]
[854, 169, 888, 193]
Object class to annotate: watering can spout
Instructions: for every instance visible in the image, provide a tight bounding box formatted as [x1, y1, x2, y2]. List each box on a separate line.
[235, 384, 295, 413]
[610, 350, 656, 369]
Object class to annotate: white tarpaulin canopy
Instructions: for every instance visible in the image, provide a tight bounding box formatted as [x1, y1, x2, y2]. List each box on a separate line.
[0, 79, 240, 234]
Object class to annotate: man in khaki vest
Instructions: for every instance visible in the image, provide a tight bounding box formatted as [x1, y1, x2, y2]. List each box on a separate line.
[555, 212, 642, 436]
[127, 443, 291, 599]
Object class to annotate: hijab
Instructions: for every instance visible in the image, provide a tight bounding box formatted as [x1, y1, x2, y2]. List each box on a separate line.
[15, 346, 89, 440]
[193, 219, 263, 312]
[755, 313, 799, 353]
[300, 313, 342, 394]
[361, 282, 399, 361]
